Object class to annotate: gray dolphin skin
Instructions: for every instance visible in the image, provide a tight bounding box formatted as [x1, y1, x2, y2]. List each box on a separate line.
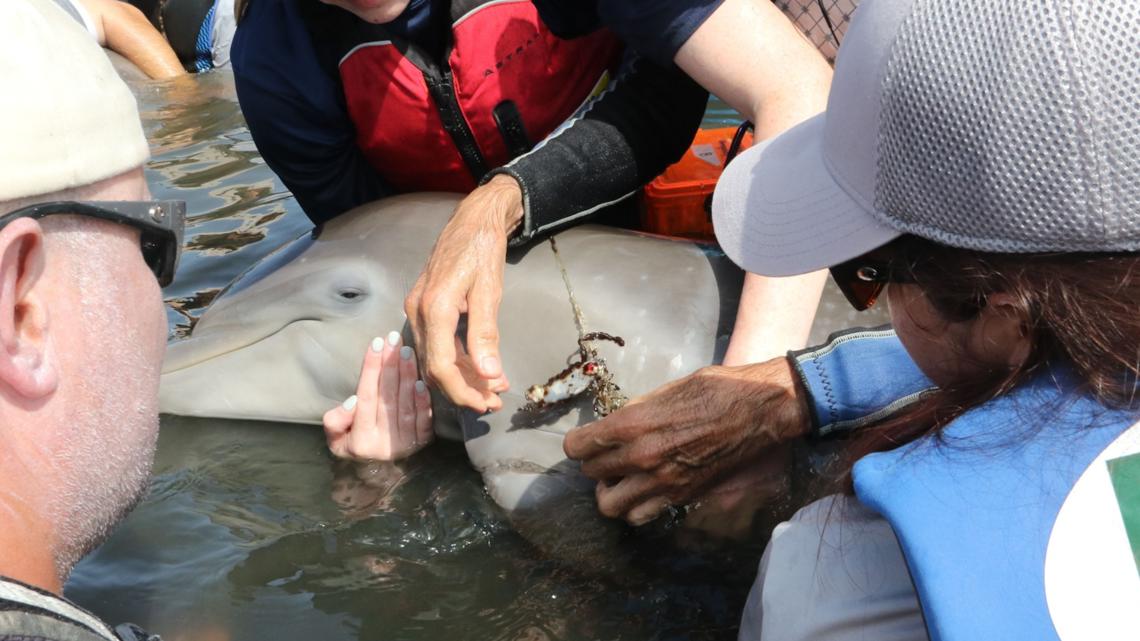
[161, 193, 746, 523]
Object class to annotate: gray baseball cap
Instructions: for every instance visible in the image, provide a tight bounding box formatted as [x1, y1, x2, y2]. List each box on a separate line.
[713, 0, 1140, 277]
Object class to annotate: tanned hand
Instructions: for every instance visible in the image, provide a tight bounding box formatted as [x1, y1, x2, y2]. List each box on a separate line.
[563, 356, 811, 525]
[405, 174, 523, 412]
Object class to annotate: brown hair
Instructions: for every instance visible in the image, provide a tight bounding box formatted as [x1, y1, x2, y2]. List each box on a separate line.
[838, 235, 1140, 489]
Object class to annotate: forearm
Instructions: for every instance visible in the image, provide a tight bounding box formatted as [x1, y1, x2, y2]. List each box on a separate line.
[722, 269, 827, 366]
[490, 56, 707, 245]
[87, 0, 185, 79]
[674, 0, 831, 135]
[790, 327, 935, 437]
[490, 118, 640, 246]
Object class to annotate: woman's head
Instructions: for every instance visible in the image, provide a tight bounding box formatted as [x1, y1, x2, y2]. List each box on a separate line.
[838, 236, 1140, 409]
[817, 238, 1140, 485]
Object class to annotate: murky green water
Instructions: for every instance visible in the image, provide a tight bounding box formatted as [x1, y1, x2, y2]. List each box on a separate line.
[64, 70, 884, 641]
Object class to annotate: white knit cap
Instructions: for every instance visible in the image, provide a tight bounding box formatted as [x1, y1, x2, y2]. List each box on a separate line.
[1, 0, 149, 201]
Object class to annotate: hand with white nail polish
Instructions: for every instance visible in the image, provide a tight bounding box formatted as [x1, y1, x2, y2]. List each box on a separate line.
[323, 331, 435, 462]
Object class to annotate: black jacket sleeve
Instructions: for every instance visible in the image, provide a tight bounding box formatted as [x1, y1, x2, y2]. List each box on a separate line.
[489, 54, 708, 246]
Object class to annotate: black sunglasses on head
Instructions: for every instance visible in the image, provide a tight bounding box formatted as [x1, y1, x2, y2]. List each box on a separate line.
[0, 200, 185, 287]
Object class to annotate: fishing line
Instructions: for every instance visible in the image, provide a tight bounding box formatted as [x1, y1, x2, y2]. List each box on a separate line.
[548, 236, 587, 341]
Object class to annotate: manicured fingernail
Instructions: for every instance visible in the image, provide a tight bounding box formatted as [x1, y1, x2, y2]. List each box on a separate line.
[371, 337, 383, 352]
[481, 356, 499, 373]
[342, 395, 358, 411]
[387, 330, 401, 346]
[415, 380, 427, 394]
[400, 345, 413, 361]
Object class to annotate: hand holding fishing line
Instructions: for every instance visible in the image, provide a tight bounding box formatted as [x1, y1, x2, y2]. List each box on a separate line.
[405, 175, 522, 412]
[564, 358, 811, 524]
[324, 331, 434, 461]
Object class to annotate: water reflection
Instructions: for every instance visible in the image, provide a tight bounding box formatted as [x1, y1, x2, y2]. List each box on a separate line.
[72, 415, 768, 640]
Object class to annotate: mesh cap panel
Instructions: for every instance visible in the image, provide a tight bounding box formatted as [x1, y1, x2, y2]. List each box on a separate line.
[874, 0, 1140, 252]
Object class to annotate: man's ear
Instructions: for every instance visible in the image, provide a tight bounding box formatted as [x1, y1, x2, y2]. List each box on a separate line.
[0, 218, 58, 400]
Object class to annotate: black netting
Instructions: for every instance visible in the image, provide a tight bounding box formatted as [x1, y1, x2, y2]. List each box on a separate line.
[772, 0, 859, 63]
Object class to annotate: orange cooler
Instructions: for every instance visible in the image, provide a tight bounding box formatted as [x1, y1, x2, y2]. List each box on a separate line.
[639, 126, 754, 242]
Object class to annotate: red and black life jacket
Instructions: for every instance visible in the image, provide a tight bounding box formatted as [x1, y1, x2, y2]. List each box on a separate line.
[312, 0, 622, 193]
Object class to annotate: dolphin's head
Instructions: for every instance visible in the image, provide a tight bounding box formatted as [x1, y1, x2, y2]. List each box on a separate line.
[160, 194, 459, 423]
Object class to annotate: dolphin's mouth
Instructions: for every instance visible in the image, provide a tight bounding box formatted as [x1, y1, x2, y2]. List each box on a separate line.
[159, 318, 348, 424]
[162, 317, 323, 374]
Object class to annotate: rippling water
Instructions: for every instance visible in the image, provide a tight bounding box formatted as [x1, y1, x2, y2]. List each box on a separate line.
[65, 69, 886, 641]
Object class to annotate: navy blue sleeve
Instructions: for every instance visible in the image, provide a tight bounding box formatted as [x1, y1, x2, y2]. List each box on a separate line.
[231, 0, 389, 225]
[533, 0, 724, 67]
[596, 0, 725, 67]
[789, 326, 936, 438]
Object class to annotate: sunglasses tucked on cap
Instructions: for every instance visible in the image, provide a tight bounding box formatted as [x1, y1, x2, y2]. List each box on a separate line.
[711, 0, 1140, 279]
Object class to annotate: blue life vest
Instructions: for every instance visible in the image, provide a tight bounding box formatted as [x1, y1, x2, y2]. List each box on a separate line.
[854, 373, 1140, 641]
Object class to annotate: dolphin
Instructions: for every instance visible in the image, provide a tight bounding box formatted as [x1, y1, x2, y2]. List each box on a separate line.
[161, 191, 746, 515]
[160, 192, 883, 543]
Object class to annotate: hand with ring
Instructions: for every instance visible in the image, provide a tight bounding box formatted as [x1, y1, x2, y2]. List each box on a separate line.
[564, 357, 811, 525]
[324, 331, 434, 461]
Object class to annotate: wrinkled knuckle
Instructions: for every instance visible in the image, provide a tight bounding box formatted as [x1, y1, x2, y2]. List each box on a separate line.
[668, 472, 693, 492]
[597, 500, 621, 519]
[422, 291, 453, 316]
[630, 448, 658, 472]
[473, 326, 499, 345]
[590, 434, 614, 450]
[416, 294, 438, 317]
[403, 296, 419, 320]
[650, 464, 675, 483]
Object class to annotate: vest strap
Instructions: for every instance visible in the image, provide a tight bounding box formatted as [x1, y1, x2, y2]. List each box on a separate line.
[400, 40, 491, 181]
[492, 100, 534, 159]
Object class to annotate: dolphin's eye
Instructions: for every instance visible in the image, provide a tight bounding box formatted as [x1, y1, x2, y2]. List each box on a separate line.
[337, 288, 365, 301]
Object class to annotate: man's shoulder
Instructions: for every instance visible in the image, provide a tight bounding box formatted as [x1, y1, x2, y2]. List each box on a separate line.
[0, 576, 120, 641]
